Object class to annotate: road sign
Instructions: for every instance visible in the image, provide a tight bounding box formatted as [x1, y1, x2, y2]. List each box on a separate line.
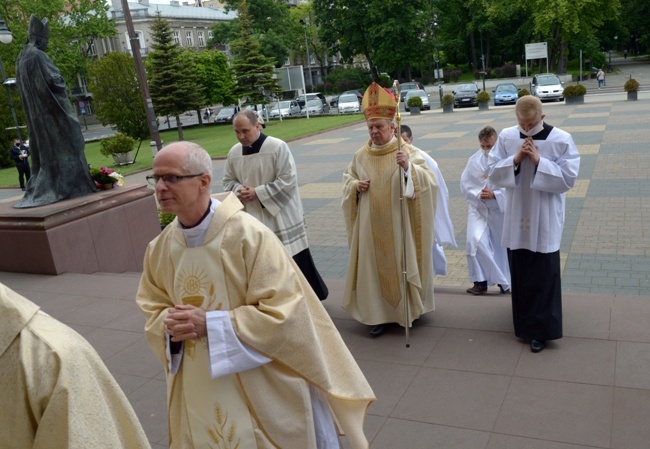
[79, 101, 86, 108]
[525, 42, 548, 60]
[81, 108, 86, 115]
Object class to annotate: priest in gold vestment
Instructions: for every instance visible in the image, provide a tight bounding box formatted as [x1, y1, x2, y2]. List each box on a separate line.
[137, 142, 375, 449]
[0, 283, 151, 448]
[342, 83, 438, 338]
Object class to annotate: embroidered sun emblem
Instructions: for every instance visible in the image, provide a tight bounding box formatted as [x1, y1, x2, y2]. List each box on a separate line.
[177, 265, 210, 297]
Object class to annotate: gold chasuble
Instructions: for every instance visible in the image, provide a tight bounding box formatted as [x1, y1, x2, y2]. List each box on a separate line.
[342, 140, 437, 327]
[137, 193, 375, 449]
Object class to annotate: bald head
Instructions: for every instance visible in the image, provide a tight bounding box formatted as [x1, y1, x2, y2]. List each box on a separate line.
[152, 141, 213, 226]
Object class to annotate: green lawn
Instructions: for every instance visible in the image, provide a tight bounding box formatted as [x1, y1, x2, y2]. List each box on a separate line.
[0, 114, 365, 188]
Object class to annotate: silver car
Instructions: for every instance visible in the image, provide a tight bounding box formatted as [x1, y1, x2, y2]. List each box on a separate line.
[530, 74, 564, 101]
[337, 93, 361, 114]
[300, 99, 329, 116]
[269, 100, 301, 118]
[404, 90, 431, 111]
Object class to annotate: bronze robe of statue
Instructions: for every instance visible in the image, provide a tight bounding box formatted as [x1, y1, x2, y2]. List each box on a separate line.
[14, 15, 96, 208]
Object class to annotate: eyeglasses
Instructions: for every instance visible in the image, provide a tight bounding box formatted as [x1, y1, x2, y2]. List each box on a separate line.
[146, 173, 205, 186]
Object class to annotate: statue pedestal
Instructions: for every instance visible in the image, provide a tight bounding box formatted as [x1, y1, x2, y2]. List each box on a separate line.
[0, 185, 160, 275]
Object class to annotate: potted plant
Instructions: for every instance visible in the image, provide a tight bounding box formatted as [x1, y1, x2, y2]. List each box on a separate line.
[99, 132, 136, 165]
[518, 88, 531, 97]
[90, 166, 124, 190]
[624, 78, 639, 101]
[441, 94, 454, 113]
[562, 84, 587, 105]
[406, 95, 423, 115]
[476, 90, 490, 111]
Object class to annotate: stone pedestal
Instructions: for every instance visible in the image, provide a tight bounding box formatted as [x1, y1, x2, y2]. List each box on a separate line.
[0, 184, 160, 275]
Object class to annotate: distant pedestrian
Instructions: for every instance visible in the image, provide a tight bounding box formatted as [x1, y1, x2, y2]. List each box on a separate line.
[624, 49, 628, 59]
[8, 138, 30, 191]
[596, 69, 605, 88]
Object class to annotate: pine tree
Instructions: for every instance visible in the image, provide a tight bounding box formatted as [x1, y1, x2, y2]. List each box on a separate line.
[230, 0, 281, 105]
[146, 13, 204, 140]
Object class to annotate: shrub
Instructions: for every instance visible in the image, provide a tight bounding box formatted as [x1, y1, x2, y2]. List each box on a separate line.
[158, 207, 176, 228]
[406, 96, 423, 108]
[562, 84, 587, 97]
[441, 94, 454, 105]
[448, 69, 462, 83]
[99, 132, 136, 157]
[476, 90, 490, 103]
[624, 78, 640, 92]
[502, 63, 517, 78]
[518, 88, 531, 97]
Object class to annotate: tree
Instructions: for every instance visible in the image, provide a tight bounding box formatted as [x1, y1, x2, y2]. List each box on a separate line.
[146, 13, 204, 140]
[88, 52, 148, 142]
[218, 0, 293, 67]
[230, 0, 281, 105]
[180, 49, 238, 108]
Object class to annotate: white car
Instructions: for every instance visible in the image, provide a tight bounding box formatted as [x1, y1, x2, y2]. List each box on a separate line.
[269, 100, 301, 118]
[530, 74, 564, 101]
[337, 94, 361, 114]
[300, 99, 328, 116]
[404, 90, 431, 111]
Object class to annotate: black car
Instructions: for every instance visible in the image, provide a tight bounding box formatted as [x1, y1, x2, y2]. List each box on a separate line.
[214, 106, 238, 123]
[330, 90, 363, 108]
[399, 81, 425, 102]
[453, 83, 480, 108]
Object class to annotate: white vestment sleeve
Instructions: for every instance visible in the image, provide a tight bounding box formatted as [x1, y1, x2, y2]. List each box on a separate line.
[404, 162, 415, 198]
[206, 310, 272, 378]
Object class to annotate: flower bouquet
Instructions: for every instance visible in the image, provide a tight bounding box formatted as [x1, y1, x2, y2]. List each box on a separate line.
[91, 166, 125, 189]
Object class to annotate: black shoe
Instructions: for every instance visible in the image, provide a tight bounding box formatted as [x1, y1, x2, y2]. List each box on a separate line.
[530, 340, 546, 353]
[498, 284, 511, 294]
[369, 324, 387, 337]
[466, 283, 487, 295]
[21, 187, 26, 191]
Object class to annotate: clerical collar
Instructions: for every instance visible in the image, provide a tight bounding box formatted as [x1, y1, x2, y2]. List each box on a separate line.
[519, 122, 553, 140]
[179, 200, 212, 229]
[242, 133, 268, 155]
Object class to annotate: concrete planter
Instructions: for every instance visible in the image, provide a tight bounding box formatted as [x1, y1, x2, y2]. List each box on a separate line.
[442, 103, 454, 113]
[565, 95, 585, 105]
[112, 151, 134, 165]
[409, 107, 421, 115]
[627, 91, 638, 101]
[478, 102, 489, 111]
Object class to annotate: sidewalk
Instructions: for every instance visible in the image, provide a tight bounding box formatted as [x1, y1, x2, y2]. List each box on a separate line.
[2, 53, 650, 448]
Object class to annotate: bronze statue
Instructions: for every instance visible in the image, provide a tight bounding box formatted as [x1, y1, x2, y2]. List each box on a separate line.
[14, 15, 96, 208]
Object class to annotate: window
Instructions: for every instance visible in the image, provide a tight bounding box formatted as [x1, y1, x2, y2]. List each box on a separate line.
[173, 31, 181, 45]
[186, 31, 193, 47]
[208, 30, 213, 40]
[197, 31, 205, 47]
[124, 31, 145, 54]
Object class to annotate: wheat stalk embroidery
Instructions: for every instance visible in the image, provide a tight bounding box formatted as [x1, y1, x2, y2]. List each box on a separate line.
[207, 403, 240, 449]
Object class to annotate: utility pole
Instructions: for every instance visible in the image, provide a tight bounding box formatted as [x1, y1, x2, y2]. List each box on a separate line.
[120, 0, 162, 154]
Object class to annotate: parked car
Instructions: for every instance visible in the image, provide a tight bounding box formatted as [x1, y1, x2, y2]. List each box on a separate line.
[297, 92, 328, 109]
[404, 90, 431, 111]
[452, 83, 480, 108]
[300, 99, 329, 116]
[530, 74, 564, 101]
[330, 90, 363, 107]
[399, 81, 425, 102]
[269, 100, 301, 118]
[493, 83, 519, 106]
[214, 106, 238, 123]
[337, 93, 361, 114]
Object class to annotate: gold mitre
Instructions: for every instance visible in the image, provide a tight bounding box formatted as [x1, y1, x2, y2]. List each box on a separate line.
[362, 82, 397, 121]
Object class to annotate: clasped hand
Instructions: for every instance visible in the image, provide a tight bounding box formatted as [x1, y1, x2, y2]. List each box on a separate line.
[164, 304, 207, 342]
[237, 185, 257, 203]
[514, 137, 540, 166]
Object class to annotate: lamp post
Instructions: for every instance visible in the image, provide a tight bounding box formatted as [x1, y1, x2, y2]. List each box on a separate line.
[0, 14, 23, 142]
[300, 19, 314, 92]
